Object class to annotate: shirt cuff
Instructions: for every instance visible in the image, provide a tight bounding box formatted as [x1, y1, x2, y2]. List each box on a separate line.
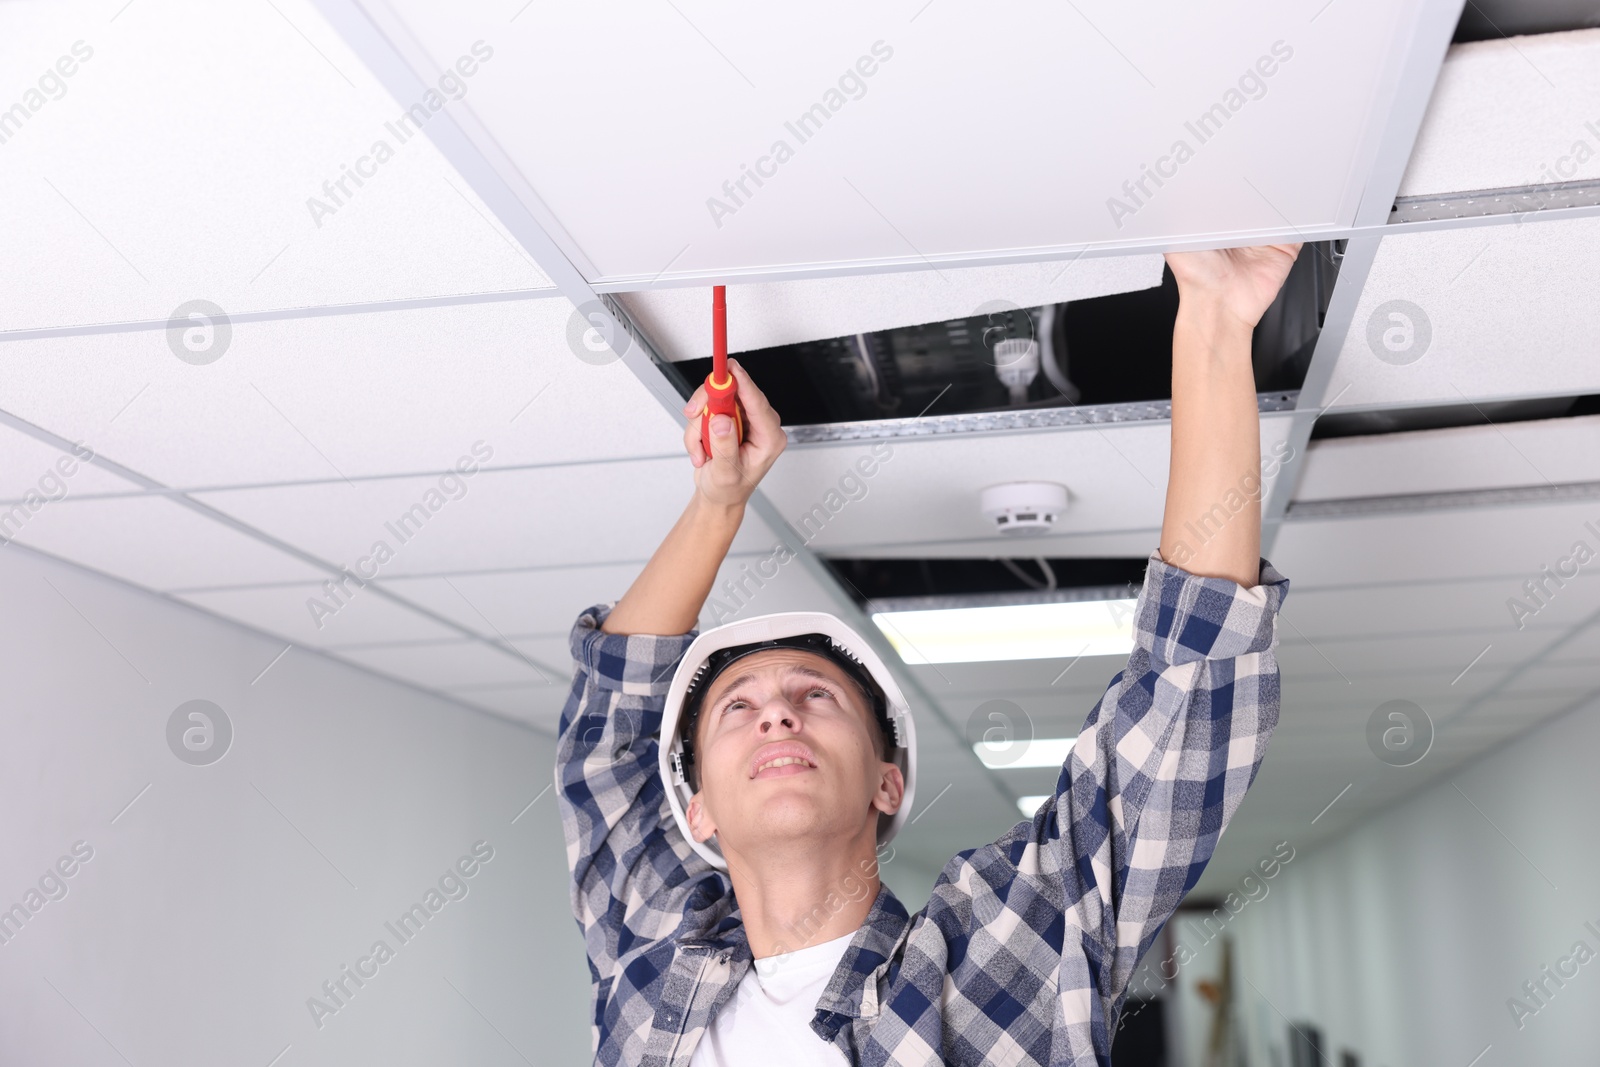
[1134, 551, 1290, 666]
[570, 603, 700, 698]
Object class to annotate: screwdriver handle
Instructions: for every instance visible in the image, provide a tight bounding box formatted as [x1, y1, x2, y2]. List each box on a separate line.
[700, 285, 746, 455]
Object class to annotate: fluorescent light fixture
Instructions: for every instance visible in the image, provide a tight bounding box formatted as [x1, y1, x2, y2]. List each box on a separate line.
[972, 735, 1077, 769]
[872, 598, 1137, 664]
[1017, 795, 1051, 817]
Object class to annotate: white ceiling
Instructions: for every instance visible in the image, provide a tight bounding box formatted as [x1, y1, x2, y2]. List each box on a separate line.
[3, 2, 1599, 894]
[0, 0, 553, 334]
[372, 0, 1434, 283]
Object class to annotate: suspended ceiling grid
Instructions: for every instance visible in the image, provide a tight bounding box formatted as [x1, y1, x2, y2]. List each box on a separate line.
[1, 1, 1598, 888]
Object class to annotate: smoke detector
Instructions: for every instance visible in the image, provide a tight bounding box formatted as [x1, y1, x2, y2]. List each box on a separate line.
[980, 482, 1069, 536]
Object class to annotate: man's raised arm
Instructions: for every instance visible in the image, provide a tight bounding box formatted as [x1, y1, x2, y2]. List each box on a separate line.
[1160, 244, 1301, 585]
[555, 359, 787, 1041]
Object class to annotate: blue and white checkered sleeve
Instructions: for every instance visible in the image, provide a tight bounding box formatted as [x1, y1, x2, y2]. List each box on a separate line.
[1049, 551, 1289, 1017]
[555, 605, 710, 995]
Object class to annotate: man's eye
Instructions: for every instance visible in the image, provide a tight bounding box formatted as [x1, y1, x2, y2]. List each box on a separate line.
[722, 699, 750, 714]
[805, 687, 834, 701]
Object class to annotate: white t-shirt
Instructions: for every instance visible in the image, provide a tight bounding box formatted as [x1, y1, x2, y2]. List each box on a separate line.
[689, 931, 856, 1066]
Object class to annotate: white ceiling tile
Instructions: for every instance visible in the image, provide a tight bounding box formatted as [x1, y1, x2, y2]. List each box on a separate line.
[507, 636, 574, 676]
[1543, 621, 1600, 665]
[0, 299, 682, 487]
[191, 461, 774, 576]
[0, 425, 135, 499]
[382, 562, 652, 641]
[1281, 573, 1600, 638]
[1275, 629, 1564, 679]
[379, 0, 1424, 282]
[619, 258, 1164, 363]
[1398, 28, 1600, 196]
[1296, 415, 1600, 501]
[1273, 500, 1600, 588]
[761, 413, 1294, 555]
[0, 0, 551, 333]
[331, 638, 557, 690]
[446, 683, 570, 731]
[1325, 218, 1600, 411]
[174, 582, 465, 649]
[4, 495, 324, 589]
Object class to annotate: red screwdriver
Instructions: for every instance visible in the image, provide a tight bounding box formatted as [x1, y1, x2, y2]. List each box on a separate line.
[699, 285, 745, 455]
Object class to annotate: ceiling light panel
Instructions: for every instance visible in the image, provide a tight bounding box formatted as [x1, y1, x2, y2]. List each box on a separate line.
[0, 0, 552, 334]
[0, 299, 679, 487]
[4, 496, 325, 590]
[1324, 218, 1600, 411]
[617, 258, 1164, 363]
[1296, 414, 1600, 501]
[1398, 29, 1600, 196]
[874, 600, 1136, 665]
[375, 0, 1425, 284]
[759, 413, 1296, 556]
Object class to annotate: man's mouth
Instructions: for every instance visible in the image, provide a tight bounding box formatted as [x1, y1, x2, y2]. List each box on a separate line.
[750, 743, 818, 779]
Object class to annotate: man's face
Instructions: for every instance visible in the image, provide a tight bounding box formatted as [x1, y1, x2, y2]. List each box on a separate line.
[685, 648, 903, 858]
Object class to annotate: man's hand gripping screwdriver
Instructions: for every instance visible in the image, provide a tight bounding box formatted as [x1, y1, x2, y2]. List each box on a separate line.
[698, 285, 746, 456]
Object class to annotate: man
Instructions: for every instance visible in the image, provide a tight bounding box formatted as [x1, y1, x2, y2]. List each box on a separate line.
[557, 244, 1299, 1066]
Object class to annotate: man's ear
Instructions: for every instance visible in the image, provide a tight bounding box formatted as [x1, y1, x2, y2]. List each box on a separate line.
[686, 791, 719, 843]
[872, 764, 905, 817]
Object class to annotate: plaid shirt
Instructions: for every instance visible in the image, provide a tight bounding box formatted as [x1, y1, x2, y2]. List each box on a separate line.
[557, 552, 1289, 1066]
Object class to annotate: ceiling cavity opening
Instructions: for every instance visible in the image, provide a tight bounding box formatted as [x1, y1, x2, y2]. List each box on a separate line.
[675, 243, 1339, 431]
[1311, 393, 1600, 440]
[821, 556, 1152, 608]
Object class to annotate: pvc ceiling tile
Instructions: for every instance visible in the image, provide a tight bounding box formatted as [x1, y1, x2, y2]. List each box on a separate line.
[4, 496, 324, 589]
[1273, 499, 1600, 588]
[330, 638, 557, 690]
[1398, 29, 1600, 196]
[0, 0, 550, 333]
[379, 0, 1426, 283]
[174, 583, 465, 649]
[1295, 416, 1600, 502]
[620, 258, 1164, 363]
[759, 413, 1295, 555]
[1325, 218, 1600, 411]
[0, 300, 681, 488]
[191, 462, 775, 576]
[0, 424, 135, 500]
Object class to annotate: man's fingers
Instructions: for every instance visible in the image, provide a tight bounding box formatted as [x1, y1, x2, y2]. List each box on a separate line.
[726, 359, 784, 450]
[682, 382, 707, 419]
[682, 406, 708, 467]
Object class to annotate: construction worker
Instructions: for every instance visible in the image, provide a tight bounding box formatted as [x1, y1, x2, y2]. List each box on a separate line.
[557, 244, 1300, 1066]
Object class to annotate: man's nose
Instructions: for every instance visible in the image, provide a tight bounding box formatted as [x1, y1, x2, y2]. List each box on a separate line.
[756, 698, 801, 735]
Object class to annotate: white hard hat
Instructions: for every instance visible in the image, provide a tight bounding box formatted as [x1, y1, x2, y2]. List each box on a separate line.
[659, 611, 918, 871]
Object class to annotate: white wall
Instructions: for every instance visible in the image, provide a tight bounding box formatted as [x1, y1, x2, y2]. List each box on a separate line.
[1226, 697, 1600, 1066]
[0, 544, 592, 1066]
